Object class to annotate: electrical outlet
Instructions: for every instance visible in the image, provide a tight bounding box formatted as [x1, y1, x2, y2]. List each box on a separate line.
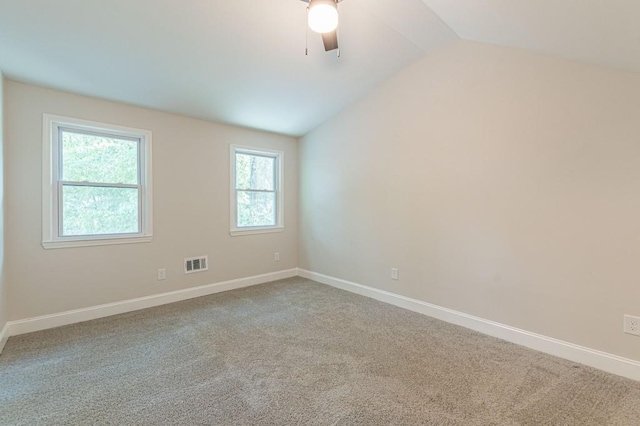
[157, 269, 166, 281]
[275, 252, 280, 262]
[391, 268, 399, 280]
[624, 315, 640, 336]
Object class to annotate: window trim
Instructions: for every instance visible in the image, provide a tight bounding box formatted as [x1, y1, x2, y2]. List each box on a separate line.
[42, 114, 153, 249]
[230, 145, 284, 236]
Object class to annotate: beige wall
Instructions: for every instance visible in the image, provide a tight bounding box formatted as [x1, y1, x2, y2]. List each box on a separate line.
[299, 41, 640, 362]
[6, 81, 298, 320]
[0, 73, 6, 330]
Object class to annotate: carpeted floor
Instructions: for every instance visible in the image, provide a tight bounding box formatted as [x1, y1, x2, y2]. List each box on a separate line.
[1, 277, 639, 425]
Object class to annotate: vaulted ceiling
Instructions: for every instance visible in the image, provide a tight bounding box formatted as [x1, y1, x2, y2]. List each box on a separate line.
[423, 0, 640, 73]
[0, 1, 637, 136]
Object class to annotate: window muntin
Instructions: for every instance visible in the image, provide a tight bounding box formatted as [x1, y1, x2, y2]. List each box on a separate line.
[231, 147, 283, 235]
[43, 114, 153, 248]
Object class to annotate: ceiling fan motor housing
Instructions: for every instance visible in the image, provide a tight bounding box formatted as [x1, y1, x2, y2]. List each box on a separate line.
[303, 0, 342, 52]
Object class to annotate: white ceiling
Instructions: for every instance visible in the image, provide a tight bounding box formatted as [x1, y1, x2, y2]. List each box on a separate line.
[422, 0, 640, 73]
[0, 0, 456, 136]
[1, 1, 638, 137]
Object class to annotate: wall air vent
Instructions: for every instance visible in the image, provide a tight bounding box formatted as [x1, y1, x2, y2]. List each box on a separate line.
[184, 255, 208, 274]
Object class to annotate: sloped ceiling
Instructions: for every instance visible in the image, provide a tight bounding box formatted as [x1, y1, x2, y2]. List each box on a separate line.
[422, 0, 640, 73]
[0, 0, 456, 136]
[1, 1, 638, 136]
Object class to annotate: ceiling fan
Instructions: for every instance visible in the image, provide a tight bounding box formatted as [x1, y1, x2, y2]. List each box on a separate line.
[300, 0, 344, 55]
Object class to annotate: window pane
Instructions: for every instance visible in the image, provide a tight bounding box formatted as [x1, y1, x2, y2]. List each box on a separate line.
[62, 185, 139, 236]
[61, 130, 139, 184]
[235, 153, 275, 190]
[237, 191, 276, 227]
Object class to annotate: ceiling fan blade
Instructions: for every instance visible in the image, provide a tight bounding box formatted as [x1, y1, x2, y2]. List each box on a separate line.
[322, 30, 339, 51]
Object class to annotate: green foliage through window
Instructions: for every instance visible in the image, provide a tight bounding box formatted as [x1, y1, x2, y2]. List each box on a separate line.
[60, 130, 141, 236]
[62, 186, 139, 236]
[235, 151, 278, 228]
[61, 130, 138, 184]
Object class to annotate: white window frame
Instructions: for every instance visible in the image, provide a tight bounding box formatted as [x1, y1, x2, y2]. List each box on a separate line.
[42, 114, 153, 249]
[230, 145, 284, 236]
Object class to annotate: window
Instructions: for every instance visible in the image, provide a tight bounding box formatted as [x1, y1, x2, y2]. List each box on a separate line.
[42, 114, 153, 249]
[230, 146, 283, 236]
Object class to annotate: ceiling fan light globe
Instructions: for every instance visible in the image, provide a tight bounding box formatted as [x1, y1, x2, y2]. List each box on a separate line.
[308, 3, 339, 34]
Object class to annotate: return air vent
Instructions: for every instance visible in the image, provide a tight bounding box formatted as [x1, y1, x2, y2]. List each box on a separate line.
[184, 255, 208, 274]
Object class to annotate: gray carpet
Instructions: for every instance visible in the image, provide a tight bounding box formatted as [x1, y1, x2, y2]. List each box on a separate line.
[1, 277, 639, 425]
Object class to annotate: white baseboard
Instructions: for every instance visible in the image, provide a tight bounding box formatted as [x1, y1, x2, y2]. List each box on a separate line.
[298, 268, 640, 382]
[4, 269, 298, 342]
[4, 267, 639, 382]
[0, 323, 9, 354]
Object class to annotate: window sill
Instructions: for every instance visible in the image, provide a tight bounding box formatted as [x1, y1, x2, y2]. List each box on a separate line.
[42, 236, 153, 249]
[230, 227, 284, 237]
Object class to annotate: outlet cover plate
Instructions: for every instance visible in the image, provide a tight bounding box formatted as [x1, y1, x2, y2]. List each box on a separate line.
[624, 315, 640, 336]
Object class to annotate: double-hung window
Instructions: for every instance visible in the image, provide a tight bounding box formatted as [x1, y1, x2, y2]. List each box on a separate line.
[230, 146, 283, 236]
[42, 114, 153, 248]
